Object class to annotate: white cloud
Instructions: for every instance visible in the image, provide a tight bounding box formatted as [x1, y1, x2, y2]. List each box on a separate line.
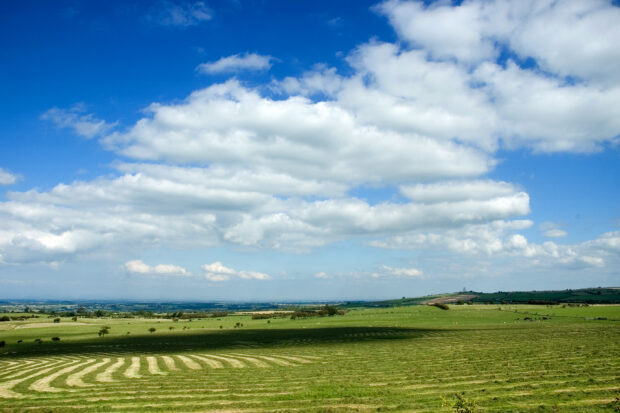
[125, 259, 189, 276]
[275, 65, 343, 97]
[378, 0, 620, 86]
[150, 1, 212, 27]
[372, 265, 424, 279]
[400, 180, 518, 203]
[202, 261, 270, 282]
[540, 222, 568, 238]
[0, 168, 17, 185]
[3, 0, 618, 279]
[315, 271, 330, 279]
[371, 220, 618, 271]
[41, 105, 115, 139]
[197, 53, 273, 74]
[472, 61, 620, 152]
[377, 0, 496, 64]
[376, 0, 620, 152]
[103, 79, 492, 184]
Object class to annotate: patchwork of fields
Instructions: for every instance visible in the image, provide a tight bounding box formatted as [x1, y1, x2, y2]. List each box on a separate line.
[1, 305, 619, 412]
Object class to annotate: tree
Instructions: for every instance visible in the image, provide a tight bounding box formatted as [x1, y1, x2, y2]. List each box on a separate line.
[324, 305, 338, 316]
[98, 326, 110, 337]
[148, 327, 156, 333]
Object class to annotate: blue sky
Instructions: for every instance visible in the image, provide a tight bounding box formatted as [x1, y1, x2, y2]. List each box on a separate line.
[0, 0, 619, 301]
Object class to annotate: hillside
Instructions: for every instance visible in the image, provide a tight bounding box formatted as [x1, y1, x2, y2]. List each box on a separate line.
[345, 287, 620, 308]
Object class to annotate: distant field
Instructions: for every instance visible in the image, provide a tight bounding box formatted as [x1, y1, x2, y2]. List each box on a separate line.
[1, 305, 619, 412]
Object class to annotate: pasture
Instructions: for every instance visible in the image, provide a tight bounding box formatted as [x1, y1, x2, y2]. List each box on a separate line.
[1, 304, 619, 412]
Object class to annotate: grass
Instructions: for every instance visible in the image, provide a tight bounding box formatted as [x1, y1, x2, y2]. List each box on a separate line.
[1, 304, 619, 412]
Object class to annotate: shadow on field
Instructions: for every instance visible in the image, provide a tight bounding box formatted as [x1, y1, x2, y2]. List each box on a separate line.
[2, 326, 444, 357]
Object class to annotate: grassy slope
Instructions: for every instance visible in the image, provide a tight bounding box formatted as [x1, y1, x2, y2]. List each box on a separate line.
[0, 305, 619, 412]
[344, 287, 620, 308]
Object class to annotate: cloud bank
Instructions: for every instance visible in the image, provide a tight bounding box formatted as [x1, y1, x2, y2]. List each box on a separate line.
[3, 0, 620, 284]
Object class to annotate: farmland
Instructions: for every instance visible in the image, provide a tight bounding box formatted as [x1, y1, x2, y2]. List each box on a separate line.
[1, 304, 619, 412]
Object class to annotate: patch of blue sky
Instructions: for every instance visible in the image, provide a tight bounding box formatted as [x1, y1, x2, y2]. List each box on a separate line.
[489, 147, 620, 244]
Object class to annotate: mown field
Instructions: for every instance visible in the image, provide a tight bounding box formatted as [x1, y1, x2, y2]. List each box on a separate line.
[1, 304, 619, 412]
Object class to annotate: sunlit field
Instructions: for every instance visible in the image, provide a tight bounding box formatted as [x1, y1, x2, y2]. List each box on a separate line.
[1, 304, 619, 412]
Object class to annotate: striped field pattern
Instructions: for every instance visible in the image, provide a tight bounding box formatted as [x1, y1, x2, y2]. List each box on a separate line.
[0, 306, 619, 412]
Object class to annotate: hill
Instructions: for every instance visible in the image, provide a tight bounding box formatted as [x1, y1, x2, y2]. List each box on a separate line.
[345, 287, 620, 308]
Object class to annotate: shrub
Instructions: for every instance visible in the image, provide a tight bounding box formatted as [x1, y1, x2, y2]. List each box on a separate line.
[432, 303, 450, 310]
[34, 338, 43, 344]
[210, 311, 228, 318]
[51, 337, 61, 342]
[0, 340, 5, 347]
[0, 315, 10, 322]
[72, 316, 78, 321]
[53, 318, 61, 323]
[148, 327, 156, 333]
[442, 392, 477, 413]
[169, 326, 174, 330]
[98, 326, 110, 337]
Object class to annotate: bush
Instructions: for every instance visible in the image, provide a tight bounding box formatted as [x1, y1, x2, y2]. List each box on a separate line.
[148, 327, 156, 333]
[53, 318, 61, 323]
[442, 392, 477, 412]
[432, 303, 450, 310]
[34, 338, 43, 344]
[51, 337, 61, 342]
[0, 315, 10, 322]
[98, 326, 110, 337]
[0, 340, 5, 347]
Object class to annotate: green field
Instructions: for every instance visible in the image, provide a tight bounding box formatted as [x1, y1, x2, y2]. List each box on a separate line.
[1, 304, 619, 412]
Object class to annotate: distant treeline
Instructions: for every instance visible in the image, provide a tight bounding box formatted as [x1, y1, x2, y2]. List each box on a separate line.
[340, 288, 620, 308]
[252, 306, 347, 320]
[470, 288, 620, 304]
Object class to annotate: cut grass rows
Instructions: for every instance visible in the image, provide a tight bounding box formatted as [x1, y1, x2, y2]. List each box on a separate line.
[0, 352, 321, 399]
[1, 306, 619, 412]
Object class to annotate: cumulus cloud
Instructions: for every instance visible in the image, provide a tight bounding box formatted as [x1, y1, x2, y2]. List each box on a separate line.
[0, 168, 17, 185]
[5, 0, 617, 277]
[376, 0, 620, 151]
[149, 1, 212, 27]
[378, 0, 620, 86]
[103, 79, 492, 184]
[540, 222, 568, 238]
[371, 220, 617, 270]
[124, 260, 189, 276]
[274, 64, 343, 97]
[400, 180, 518, 203]
[372, 265, 424, 279]
[197, 53, 273, 74]
[202, 261, 270, 282]
[41, 105, 115, 138]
